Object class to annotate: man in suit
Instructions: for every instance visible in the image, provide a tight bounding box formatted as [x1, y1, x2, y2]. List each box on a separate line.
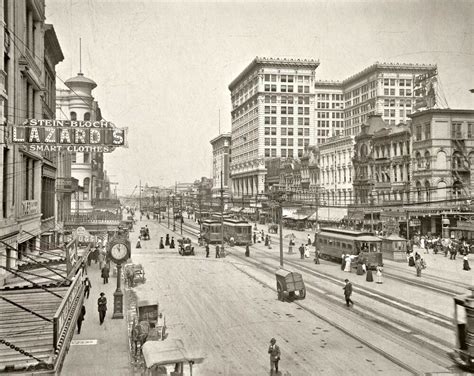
[268, 337, 281, 375]
[343, 279, 354, 307]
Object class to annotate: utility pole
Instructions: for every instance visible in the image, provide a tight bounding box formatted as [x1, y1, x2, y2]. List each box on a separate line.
[180, 194, 183, 235]
[220, 169, 225, 255]
[139, 180, 142, 214]
[314, 186, 319, 251]
[158, 194, 161, 223]
[172, 195, 176, 232]
[167, 196, 170, 228]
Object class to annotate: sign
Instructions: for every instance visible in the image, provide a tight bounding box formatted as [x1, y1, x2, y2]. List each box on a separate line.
[75, 226, 87, 236]
[414, 69, 437, 111]
[11, 119, 127, 153]
[409, 219, 421, 226]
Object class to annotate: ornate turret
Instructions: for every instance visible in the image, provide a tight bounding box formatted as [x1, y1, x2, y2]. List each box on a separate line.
[64, 72, 97, 97]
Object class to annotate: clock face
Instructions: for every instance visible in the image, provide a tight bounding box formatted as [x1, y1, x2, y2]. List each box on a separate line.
[110, 243, 128, 261]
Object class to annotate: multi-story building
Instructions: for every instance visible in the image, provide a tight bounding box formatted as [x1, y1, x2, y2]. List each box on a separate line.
[409, 109, 474, 235]
[318, 134, 355, 208]
[314, 81, 344, 144]
[341, 62, 437, 136]
[210, 133, 231, 198]
[351, 115, 411, 231]
[56, 72, 104, 213]
[0, 1, 64, 284]
[229, 57, 319, 201]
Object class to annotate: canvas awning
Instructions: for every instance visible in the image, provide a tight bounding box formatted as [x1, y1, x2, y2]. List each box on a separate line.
[315, 207, 348, 222]
[241, 207, 256, 214]
[283, 213, 309, 221]
[230, 207, 242, 213]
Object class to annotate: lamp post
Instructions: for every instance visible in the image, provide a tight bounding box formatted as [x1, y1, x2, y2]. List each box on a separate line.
[167, 196, 170, 228]
[180, 194, 183, 235]
[369, 191, 375, 233]
[172, 194, 176, 232]
[158, 195, 161, 223]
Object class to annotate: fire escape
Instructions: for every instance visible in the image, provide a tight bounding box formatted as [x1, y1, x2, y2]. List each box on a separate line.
[452, 131, 470, 198]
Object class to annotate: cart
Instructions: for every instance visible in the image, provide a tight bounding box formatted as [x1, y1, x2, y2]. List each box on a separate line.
[275, 269, 306, 301]
[142, 339, 204, 376]
[124, 263, 145, 287]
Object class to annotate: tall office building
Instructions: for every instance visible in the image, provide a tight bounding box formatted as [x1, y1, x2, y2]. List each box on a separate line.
[229, 57, 319, 199]
[315, 62, 437, 143]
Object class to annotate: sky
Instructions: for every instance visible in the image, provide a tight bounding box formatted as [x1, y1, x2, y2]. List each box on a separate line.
[46, 0, 474, 194]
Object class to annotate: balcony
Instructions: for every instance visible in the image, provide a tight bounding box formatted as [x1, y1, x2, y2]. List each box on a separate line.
[21, 200, 39, 216]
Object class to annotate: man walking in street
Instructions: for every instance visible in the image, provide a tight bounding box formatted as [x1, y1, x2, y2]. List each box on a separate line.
[83, 277, 92, 299]
[299, 244, 305, 259]
[215, 245, 221, 258]
[268, 337, 281, 375]
[343, 279, 354, 307]
[97, 292, 107, 325]
[205, 243, 210, 258]
[101, 264, 110, 284]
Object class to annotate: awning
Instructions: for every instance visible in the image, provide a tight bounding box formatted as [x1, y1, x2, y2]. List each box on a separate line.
[142, 339, 204, 369]
[282, 208, 297, 217]
[230, 207, 242, 213]
[316, 207, 348, 222]
[284, 213, 309, 221]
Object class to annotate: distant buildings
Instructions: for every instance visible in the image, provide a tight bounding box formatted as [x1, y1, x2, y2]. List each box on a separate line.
[210, 133, 231, 198]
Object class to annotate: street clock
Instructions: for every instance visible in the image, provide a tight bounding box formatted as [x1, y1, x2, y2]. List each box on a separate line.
[108, 239, 130, 264]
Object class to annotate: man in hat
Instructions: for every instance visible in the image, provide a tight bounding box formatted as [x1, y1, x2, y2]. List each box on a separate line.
[97, 292, 107, 325]
[268, 337, 281, 375]
[343, 279, 354, 307]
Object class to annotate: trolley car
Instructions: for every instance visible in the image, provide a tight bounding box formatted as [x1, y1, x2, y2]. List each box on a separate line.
[201, 219, 222, 244]
[317, 228, 383, 268]
[449, 288, 474, 372]
[223, 218, 252, 245]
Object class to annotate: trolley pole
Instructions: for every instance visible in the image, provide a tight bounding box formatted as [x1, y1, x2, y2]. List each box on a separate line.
[279, 202, 284, 268]
[180, 195, 183, 235]
[173, 195, 176, 232]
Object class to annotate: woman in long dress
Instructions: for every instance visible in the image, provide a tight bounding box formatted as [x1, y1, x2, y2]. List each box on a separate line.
[375, 265, 383, 284]
[304, 244, 310, 258]
[366, 263, 374, 282]
[344, 256, 352, 272]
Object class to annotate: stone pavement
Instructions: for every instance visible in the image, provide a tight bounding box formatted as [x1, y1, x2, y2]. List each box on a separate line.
[60, 259, 130, 376]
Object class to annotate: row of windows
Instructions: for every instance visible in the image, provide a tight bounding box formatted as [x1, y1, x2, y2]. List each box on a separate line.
[383, 88, 412, 96]
[265, 148, 306, 158]
[317, 102, 343, 109]
[264, 84, 311, 93]
[384, 99, 413, 107]
[264, 74, 311, 83]
[264, 95, 311, 104]
[265, 138, 310, 147]
[384, 109, 412, 118]
[317, 93, 343, 101]
[384, 79, 412, 87]
[264, 127, 310, 136]
[264, 117, 311, 126]
[317, 120, 344, 128]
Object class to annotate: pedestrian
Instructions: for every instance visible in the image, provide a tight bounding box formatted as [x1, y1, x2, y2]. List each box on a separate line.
[245, 244, 250, 257]
[375, 265, 383, 284]
[136, 236, 141, 249]
[170, 237, 175, 249]
[415, 257, 422, 277]
[268, 237, 272, 249]
[463, 255, 471, 271]
[98, 248, 106, 270]
[314, 249, 320, 264]
[253, 232, 257, 244]
[343, 279, 354, 307]
[408, 252, 415, 267]
[268, 337, 281, 375]
[101, 264, 110, 284]
[205, 243, 210, 258]
[304, 244, 310, 258]
[356, 259, 364, 275]
[159, 237, 165, 249]
[93, 246, 100, 264]
[87, 250, 93, 266]
[307, 234, 311, 245]
[215, 245, 221, 258]
[288, 239, 294, 254]
[265, 235, 269, 247]
[344, 255, 352, 272]
[165, 234, 170, 246]
[299, 244, 304, 259]
[83, 277, 92, 299]
[77, 305, 86, 334]
[366, 263, 374, 282]
[341, 253, 346, 270]
[97, 292, 107, 325]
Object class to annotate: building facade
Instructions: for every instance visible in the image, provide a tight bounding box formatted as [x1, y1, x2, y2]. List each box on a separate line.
[229, 57, 319, 200]
[0, 0, 64, 284]
[314, 81, 344, 144]
[210, 133, 231, 198]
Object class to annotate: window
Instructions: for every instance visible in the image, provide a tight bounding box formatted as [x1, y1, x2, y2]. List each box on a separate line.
[298, 139, 304, 147]
[281, 85, 287, 93]
[265, 138, 270, 146]
[271, 138, 277, 146]
[304, 118, 310, 126]
[304, 128, 310, 136]
[288, 139, 294, 146]
[288, 107, 294, 115]
[265, 106, 271, 114]
[281, 138, 287, 146]
[281, 117, 287, 125]
[271, 127, 277, 135]
[288, 118, 294, 125]
[265, 127, 270, 135]
[298, 128, 303, 136]
[390, 89, 395, 96]
[271, 85, 277, 92]
[271, 117, 277, 125]
[288, 128, 294, 136]
[271, 149, 277, 157]
[265, 149, 270, 157]
[384, 88, 389, 95]
[281, 128, 287, 136]
[84, 112, 91, 121]
[298, 107, 304, 115]
[416, 125, 422, 141]
[281, 149, 287, 157]
[70, 111, 77, 121]
[304, 86, 310, 93]
[265, 117, 270, 124]
[281, 107, 287, 115]
[287, 86, 293, 93]
[264, 84, 270, 92]
[288, 149, 294, 157]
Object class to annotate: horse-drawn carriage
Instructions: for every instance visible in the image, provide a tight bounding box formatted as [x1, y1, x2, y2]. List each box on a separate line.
[178, 238, 195, 256]
[124, 263, 145, 287]
[131, 299, 167, 357]
[140, 227, 150, 240]
[275, 269, 306, 301]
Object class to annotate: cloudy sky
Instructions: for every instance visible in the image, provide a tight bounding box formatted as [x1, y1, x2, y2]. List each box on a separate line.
[46, 0, 474, 193]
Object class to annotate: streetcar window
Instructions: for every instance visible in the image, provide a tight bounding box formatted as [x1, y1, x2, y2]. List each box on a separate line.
[347, 244, 352, 250]
[342, 243, 346, 249]
[335, 241, 340, 247]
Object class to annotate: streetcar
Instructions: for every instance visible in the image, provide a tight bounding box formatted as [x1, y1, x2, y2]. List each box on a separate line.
[449, 288, 474, 372]
[317, 228, 383, 268]
[201, 219, 222, 244]
[223, 218, 252, 245]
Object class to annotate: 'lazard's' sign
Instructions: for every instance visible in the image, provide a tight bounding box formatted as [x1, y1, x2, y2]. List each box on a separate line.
[11, 119, 127, 153]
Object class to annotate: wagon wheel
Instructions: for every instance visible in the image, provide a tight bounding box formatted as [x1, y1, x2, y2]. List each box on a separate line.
[299, 287, 306, 299]
[277, 282, 284, 301]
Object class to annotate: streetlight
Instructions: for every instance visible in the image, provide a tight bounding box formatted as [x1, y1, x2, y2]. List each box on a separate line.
[369, 190, 375, 233]
[268, 188, 292, 268]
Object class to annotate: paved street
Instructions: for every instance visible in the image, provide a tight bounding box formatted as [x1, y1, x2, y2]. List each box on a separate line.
[126, 217, 454, 375]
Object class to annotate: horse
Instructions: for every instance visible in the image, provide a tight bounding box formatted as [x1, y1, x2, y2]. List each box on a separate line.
[131, 319, 150, 357]
[125, 267, 135, 288]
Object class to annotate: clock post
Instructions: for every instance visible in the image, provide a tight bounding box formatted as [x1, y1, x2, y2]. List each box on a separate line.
[112, 262, 124, 319]
[108, 238, 130, 320]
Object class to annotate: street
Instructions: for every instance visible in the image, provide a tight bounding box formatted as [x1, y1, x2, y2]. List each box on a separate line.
[126, 217, 465, 375]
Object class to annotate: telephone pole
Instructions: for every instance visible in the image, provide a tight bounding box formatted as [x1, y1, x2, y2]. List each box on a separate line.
[220, 169, 225, 254]
[139, 180, 142, 214]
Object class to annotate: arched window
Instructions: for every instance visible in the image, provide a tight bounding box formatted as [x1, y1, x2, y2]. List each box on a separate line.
[424, 151, 431, 169]
[416, 181, 422, 201]
[452, 154, 462, 170]
[70, 112, 77, 121]
[425, 180, 431, 202]
[84, 112, 91, 121]
[453, 181, 463, 199]
[415, 152, 422, 169]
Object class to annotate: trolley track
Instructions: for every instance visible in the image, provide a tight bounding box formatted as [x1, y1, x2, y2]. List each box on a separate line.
[167, 220, 459, 374]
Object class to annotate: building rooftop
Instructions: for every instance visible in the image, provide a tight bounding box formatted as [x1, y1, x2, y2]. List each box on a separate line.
[342, 62, 437, 86]
[314, 80, 343, 87]
[409, 108, 474, 118]
[210, 133, 231, 145]
[229, 56, 320, 91]
[65, 72, 97, 89]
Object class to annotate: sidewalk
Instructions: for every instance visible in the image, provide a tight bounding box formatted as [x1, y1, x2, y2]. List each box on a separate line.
[61, 260, 130, 376]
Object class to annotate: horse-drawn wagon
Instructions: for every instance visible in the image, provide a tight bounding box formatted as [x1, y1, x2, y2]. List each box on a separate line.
[131, 299, 167, 356]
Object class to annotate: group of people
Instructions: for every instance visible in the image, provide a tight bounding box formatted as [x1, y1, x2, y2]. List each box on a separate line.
[341, 253, 383, 284]
[159, 233, 175, 249]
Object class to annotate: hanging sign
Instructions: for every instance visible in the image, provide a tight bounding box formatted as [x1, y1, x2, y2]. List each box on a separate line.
[11, 119, 127, 153]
